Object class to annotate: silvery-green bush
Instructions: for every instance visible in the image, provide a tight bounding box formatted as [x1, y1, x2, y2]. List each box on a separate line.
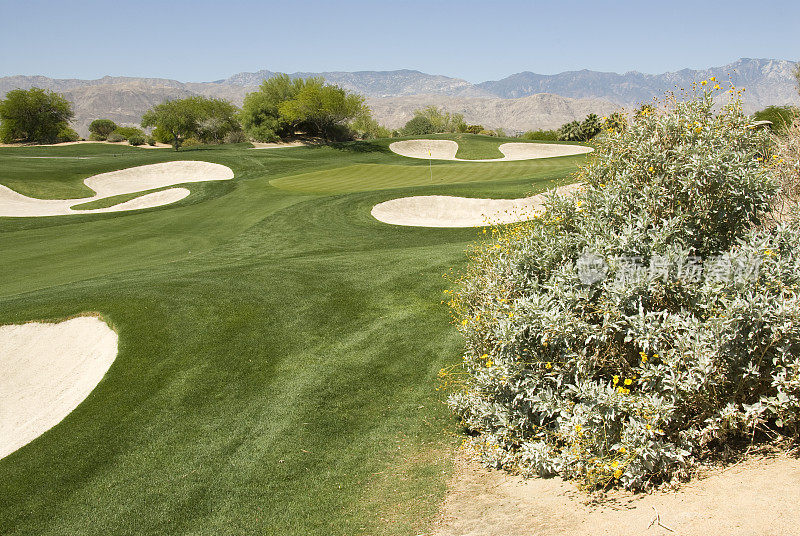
[446, 89, 800, 490]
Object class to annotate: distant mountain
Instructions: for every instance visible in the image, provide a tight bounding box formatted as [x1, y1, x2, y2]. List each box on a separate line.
[1, 58, 797, 137]
[476, 58, 799, 109]
[216, 69, 491, 97]
[366, 93, 619, 132]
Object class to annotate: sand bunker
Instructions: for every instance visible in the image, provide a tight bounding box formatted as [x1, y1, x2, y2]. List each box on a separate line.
[371, 183, 581, 227]
[0, 316, 118, 459]
[0, 160, 234, 217]
[389, 139, 593, 162]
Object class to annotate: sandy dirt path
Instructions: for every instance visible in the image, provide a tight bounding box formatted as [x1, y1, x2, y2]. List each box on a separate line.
[432, 451, 800, 536]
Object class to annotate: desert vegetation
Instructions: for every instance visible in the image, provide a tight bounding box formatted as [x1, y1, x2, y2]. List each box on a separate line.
[141, 96, 242, 150]
[240, 74, 371, 142]
[0, 87, 78, 144]
[444, 87, 800, 491]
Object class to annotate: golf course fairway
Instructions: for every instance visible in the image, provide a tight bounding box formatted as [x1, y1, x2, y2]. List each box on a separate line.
[0, 135, 586, 535]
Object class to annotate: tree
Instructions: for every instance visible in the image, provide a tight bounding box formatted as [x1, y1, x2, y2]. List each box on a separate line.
[240, 74, 311, 142]
[141, 96, 241, 150]
[557, 120, 584, 141]
[279, 80, 367, 140]
[196, 99, 241, 144]
[88, 119, 117, 140]
[580, 113, 603, 139]
[402, 115, 435, 136]
[0, 87, 74, 144]
[141, 99, 199, 150]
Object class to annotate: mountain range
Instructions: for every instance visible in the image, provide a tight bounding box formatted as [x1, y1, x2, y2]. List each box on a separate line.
[1, 58, 796, 137]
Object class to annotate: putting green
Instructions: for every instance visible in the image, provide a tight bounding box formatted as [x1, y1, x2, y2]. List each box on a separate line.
[0, 137, 586, 535]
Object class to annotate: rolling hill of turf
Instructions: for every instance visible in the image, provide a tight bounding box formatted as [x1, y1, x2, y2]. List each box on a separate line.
[0, 136, 584, 535]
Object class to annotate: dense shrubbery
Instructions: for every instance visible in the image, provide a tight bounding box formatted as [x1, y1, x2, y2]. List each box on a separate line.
[0, 87, 74, 144]
[753, 105, 800, 134]
[241, 74, 368, 142]
[402, 106, 467, 136]
[445, 89, 800, 491]
[56, 126, 80, 142]
[142, 96, 242, 150]
[521, 129, 559, 141]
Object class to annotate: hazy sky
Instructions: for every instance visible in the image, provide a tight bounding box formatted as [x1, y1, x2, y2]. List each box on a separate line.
[1, 0, 798, 82]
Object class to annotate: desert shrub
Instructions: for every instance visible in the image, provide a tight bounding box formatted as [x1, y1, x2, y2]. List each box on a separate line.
[181, 137, 202, 148]
[128, 133, 146, 146]
[146, 135, 156, 146]
[603, 112, 627, 134]
[465, 124, 484, 134]
[753, 105, 800, 134]
[106, 132, 125, 143]
[444, 90, 800, 492]
[402, 115, 435, 136]
[521, 129, 559, 141]
[478, 129, 496, 136]
[88, 119, 117, 140]
[770, 118, 800, 220]
[224, 130, 247, 144]
[112, 126, 144, 140]
[55, 126, 80, 142]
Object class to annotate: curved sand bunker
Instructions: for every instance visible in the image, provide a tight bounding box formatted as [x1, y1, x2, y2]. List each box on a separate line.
[0, 316, 118, 459]
[389, 139, 593, 162]
[371, 183, 581, 227]
[0, 160, 234, 217]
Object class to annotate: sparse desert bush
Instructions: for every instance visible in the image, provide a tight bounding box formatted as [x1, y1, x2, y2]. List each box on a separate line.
[465, 124, 484, 134]
[445, 89, 800, 491]
[106, 132, 125, 143]
[521, 129, 559, 141]
[146, 135, 156, 146]
[88, 119, 117, 140]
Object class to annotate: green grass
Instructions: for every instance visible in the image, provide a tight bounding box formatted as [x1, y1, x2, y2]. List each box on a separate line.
[69, 188, 172, 210]
[0, 135, 584, 535]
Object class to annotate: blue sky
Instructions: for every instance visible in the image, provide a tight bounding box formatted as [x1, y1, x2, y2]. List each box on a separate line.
[1, 0, 798, 82]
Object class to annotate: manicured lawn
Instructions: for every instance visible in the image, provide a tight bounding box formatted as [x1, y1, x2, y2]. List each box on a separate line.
[0, 138, 583, 535]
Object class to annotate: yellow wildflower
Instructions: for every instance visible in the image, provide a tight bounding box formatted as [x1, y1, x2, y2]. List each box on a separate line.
[611, 460, 619, 468]
[624, 378, 633, 386]
[613, 468, 623, 479]
[575, 424, 582, 433]
[710, 76, 716, 81]
[545, 362, 552, 369]
[613, 375, 619, 385]
[701, 80, 708, 86]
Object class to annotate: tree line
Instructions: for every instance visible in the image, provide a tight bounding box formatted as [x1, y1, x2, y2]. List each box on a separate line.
[3, 64, 799, 147]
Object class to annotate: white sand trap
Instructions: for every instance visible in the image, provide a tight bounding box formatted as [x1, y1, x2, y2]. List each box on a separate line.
[389, 139, 593, 162]
[0, 316, 118, 459]
[0, 160, 233, 217]
[371, 183, 581, 227]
